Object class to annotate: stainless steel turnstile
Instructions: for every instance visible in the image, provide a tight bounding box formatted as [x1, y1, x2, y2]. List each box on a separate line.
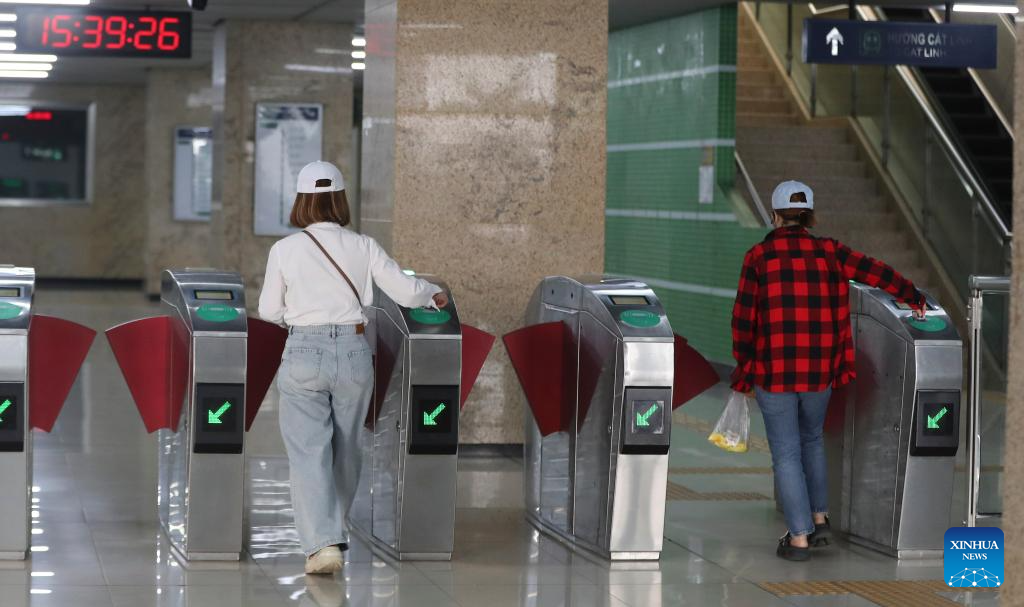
[519, 276, 675, 561]
[349, 277, 462, 560]
[0, 267, 33, 560]
[159, 269, 248, 561]
[107, 269, 285, 562]
[825, 283, 962, 558]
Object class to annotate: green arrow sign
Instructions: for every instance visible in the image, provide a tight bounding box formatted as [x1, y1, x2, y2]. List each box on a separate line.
[0, 399, 10, 422]
[208, 401, 232, 425]
[636, 403, 659, 428]
[927, 406, 949, 430]
[423, 403, 446, 427]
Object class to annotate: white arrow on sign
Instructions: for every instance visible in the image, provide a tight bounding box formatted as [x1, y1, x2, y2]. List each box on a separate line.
[825, 27, 844, 56]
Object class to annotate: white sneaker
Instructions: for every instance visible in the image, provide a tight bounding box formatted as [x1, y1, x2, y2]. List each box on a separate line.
[305, 546, 344, 575]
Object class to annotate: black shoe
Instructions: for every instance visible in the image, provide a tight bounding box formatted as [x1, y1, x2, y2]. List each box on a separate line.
[809, 517, 832, 547]
[777, 533, 811, 562]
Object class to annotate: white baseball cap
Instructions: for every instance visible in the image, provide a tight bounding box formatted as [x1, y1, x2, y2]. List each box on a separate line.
[771, 180, 814, 210]
[297, 161, 345, 193]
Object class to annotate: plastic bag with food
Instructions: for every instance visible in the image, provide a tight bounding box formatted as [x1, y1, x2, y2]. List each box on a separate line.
[708, 390, 751, 453]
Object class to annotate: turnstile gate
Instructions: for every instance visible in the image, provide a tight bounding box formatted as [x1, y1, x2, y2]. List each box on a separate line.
[504, 276, 718, 561]
[106, 269, 286, 561]
[0, 266, 95, 560]
[824, 283, 962, 558]
[350, 277, 494, 560]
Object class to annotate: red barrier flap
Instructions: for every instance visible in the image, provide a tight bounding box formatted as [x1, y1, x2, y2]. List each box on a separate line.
[366, 333, 399, 430]
[28, 315, 96, 432]
[503, 322, 571, 436]
[673, 334, 719, 409]
[459, 324, 495, 409]
[105, 316, 189, 433]
[245, 318, 287, 431]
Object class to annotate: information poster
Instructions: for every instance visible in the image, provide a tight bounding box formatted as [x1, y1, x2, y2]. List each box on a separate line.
[253, 103, 324, 236]
[172, 126, 213, 222]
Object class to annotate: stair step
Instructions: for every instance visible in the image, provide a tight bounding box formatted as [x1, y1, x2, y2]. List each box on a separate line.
[738, 141, 859, 162]
[738, 126, 849, 146]
[737, 84, 787, 101]
[753, 175, 878, 198]
[737, 97, 793, 115]
[738, 69, 777, 86]
[738, 114, 802, 127]
[745, 158, 867, 179]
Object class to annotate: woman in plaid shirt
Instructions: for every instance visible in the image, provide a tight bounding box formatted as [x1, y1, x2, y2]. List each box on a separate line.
[731, 181, 926, 561]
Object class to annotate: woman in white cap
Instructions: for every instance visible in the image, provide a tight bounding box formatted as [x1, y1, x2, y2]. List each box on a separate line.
[731, 180, 925, 562]
[258, 160, 447, 574]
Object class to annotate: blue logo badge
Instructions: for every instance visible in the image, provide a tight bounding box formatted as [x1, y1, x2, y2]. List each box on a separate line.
[944, 527, 1003, 588]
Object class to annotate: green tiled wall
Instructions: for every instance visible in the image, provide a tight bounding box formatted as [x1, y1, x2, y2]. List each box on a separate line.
[606, 6, 765, 363]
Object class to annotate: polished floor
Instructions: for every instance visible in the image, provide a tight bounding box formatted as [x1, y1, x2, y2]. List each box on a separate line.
[5, 286, 999, 606]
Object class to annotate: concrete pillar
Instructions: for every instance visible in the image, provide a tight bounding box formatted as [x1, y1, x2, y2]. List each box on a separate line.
[361, 0, 608, 443]
[1002, 1, 1024, 600]
[209, 20, 355, 304]
[143, 68, 214, 295]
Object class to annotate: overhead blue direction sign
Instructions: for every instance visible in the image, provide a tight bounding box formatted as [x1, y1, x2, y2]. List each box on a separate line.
[803, 19, 997, 69]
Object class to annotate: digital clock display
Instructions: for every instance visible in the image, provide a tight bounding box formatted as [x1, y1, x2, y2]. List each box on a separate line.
[16, 8, 191, 59]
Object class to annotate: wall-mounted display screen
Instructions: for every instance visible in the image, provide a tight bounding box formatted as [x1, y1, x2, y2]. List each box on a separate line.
[16, 8, 191, 59]
[173, 126, 212, 222]
[194, 290, 233, 301]
[0, 104, 91, 206]
[610, 295, 649, 306]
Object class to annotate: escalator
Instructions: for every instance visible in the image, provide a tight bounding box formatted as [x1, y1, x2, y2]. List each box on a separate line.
[880, 7, 1013, 222]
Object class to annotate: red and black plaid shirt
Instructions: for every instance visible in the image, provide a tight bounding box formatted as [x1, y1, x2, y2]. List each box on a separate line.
[731, 226, 925, 393]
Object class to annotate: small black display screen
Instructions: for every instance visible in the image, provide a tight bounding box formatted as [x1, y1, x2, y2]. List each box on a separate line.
[0, 383, 24, 452]
[0, 288, 19, 298]
[610, 295, 649, 306]
[193, 383, 244, 454]
[408, 385, 459, 455]
[194, 290, 234, 301]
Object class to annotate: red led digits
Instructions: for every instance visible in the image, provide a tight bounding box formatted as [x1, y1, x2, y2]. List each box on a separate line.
[134, 16, 156, 50]
[104, 16, 128, 49]
[81, 14, 102, 49]
[157, 17, 180, 51]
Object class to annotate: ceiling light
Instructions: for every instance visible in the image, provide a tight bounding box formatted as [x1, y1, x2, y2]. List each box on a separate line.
[0, 13, 15, 21]
[315, 47, 346, 55]
[0, 70, 45, 78]
[0, 104, 30, 115]
[283, 63, 350, 74]
[351, 50, 366, 59]
[0, 42, 14, 51]
[351, 62, 365, 71]
[0, 1, 89, 5]
[0, 53, 55, 62]
[0, 62, 51, 70]
[953, 3, 1018, 12]
[351, 36, 366, 47]
[0, 29, 15, 38]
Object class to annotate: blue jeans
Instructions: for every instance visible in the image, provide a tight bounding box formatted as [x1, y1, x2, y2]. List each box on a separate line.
[278, 325, 373, 556]
[755, 386, 832, 537]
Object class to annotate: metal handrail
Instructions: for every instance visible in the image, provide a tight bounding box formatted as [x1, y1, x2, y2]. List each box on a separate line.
[860, 6, 1012, 242]
[735, 150, 772, 226]
[966, 275, 1010, 527]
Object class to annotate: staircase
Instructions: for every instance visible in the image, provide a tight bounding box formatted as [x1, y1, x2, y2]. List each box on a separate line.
[735, 11, 937, 295]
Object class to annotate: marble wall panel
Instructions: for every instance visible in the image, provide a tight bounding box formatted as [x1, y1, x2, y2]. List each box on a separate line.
[0, 84, 145, 278]
[211, 20, 355, 306]
[144, 68, 214, 295]
[362, 0, 608, 443]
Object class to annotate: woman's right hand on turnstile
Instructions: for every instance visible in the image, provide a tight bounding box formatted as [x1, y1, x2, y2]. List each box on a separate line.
[432, 292, 449, 308]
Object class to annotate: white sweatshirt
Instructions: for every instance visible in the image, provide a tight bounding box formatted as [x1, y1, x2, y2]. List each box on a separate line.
[258, 222, 441, 327]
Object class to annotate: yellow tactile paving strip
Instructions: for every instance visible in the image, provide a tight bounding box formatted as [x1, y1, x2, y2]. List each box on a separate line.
[759, 580, 997, 607]
[666, 481, 771, 502]
[672, 411, 771, 453]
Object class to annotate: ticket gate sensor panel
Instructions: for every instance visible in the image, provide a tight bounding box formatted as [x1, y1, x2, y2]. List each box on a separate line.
[106, 269, 286, 561]
[821, 283, 962, 559]
[0, 266, 96, 560]
[505, 276, 717, 561]
[350, 277, 495, 560]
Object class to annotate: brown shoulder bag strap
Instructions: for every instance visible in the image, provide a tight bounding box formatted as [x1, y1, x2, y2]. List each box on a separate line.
[302, 230, 362, 306]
